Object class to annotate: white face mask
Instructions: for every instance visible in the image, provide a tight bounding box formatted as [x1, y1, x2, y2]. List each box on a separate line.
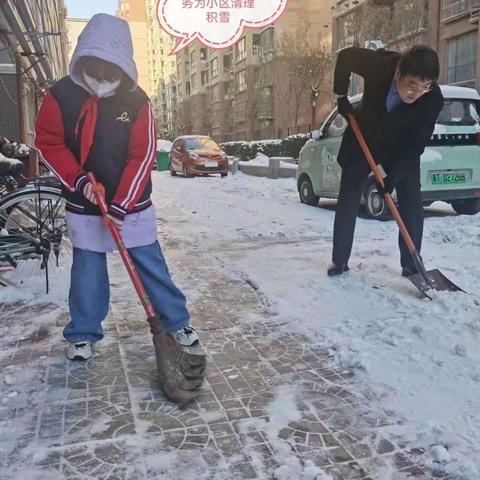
[83, 72, 121, 98]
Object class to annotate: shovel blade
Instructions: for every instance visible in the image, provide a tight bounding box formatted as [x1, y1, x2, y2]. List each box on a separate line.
[408, 269, 464, 298]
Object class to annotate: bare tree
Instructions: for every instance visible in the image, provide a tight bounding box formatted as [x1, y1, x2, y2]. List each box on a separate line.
[245, 66, 264, 140]
[367, 0, 427, 48]
[276, 24, 332, 131]
[339, 0, 428, 51]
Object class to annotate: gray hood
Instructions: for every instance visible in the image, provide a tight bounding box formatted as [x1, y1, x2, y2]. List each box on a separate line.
[69, 13, 138, 92]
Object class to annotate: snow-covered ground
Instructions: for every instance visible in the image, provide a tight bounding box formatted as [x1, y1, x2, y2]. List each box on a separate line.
[0, 169, 479, 478]
[150, 171, 480, 478]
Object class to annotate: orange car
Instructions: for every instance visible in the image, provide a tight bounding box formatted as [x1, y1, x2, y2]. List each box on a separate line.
[169, 135, 228, 178]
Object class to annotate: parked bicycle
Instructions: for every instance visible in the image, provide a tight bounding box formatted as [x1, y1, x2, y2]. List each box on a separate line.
[0, 151, 66, 293]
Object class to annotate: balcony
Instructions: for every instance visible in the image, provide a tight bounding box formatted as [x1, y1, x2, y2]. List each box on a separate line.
[441, 0, 480, 21]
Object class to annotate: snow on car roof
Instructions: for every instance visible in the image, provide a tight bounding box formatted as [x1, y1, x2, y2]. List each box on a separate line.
[440, 84, 480, 100]
[349, 85, 480, 103]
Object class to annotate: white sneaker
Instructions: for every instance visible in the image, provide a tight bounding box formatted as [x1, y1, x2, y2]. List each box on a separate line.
[66, 342, 94, 361]
[172, 327, 199, 346]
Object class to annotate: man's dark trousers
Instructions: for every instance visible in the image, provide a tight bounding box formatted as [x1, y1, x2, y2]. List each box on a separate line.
[332, 156, 423, 270]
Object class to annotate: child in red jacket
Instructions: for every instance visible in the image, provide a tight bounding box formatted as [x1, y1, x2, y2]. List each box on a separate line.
[35, 14, 199, 362]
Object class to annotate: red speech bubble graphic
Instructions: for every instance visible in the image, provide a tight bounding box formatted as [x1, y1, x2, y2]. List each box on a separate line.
[157, 0, 288, 55]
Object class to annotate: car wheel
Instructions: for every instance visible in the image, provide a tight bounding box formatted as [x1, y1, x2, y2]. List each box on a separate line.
[365, 182, 391, 220]
[298, 176, 319, 206]
[451, 198, 480, 215]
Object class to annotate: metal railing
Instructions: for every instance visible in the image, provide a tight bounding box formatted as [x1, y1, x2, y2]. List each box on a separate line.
[441, 0, 480, 21]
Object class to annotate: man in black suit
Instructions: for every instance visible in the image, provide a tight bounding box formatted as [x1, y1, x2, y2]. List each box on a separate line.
[328, 45, 444, 277]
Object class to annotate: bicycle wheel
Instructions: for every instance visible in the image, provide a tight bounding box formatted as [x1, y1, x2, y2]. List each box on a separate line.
[0, 187, 66, 262]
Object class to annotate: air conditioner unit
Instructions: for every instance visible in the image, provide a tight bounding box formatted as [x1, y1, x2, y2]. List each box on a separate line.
[364, 40, 384, 50]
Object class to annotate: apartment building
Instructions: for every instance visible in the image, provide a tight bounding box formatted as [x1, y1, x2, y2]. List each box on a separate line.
[169, 0, 333, 142]
[65, 18, 89, 61]
[332, 0, 429, 95]
[0, 0, 68, 142]
[274, 0, 333, 138]
[116, 0, 149, 94]
[429, 0, 480, 88]
[146, 0, 177, 126]
[332, 0, 480, 91]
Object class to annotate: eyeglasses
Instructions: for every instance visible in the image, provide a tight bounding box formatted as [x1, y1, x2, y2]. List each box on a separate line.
[404, 78, 433, 96]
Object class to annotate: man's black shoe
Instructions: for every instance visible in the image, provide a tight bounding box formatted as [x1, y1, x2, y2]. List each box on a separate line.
[327, 263, 349, 276]
[402, 266, 418, 277]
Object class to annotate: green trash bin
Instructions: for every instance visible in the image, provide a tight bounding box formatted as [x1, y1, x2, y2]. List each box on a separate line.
[156, 151, 170, 171]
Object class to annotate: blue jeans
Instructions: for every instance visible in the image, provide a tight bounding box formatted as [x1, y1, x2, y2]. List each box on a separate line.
[64, 241, 190, 343]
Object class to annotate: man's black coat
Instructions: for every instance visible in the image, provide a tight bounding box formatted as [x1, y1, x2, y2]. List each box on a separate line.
[334, 47, 444, 180]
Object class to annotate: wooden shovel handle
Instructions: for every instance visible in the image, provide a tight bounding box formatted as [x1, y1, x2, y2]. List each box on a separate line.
[348, 114, 417, 255]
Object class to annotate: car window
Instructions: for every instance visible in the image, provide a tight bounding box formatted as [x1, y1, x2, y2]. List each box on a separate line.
[437, 99, 480, 126]
[326, 113, 348, 138]
[184, 137, 219, 150]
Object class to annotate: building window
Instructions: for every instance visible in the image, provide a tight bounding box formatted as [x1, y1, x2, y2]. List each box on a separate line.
[260, 28, 274, 62]
[236, 69, 246, 92]
[224, 81, 233, 99]
[235, 37, 246, 62]
[447, 32, 477, 85]
[211, 84, 220, 102]
[262, 86, 273, 97]
[191, 73, 197, 90]
[252, 34, 261, 55]
[210, 58, 218, 78]
[190, 50, 196, 68]
[441, 0, 476, 20]
[200, 48, 208, 61]
[223, 54, 232, 70]
[201, 70, 209, 85]
[186, 81, 191, 95]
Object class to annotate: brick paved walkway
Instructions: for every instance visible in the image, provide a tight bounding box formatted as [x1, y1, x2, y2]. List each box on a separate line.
[0, 227, 454, 479]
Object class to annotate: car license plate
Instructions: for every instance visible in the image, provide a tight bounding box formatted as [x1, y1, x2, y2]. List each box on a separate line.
[431, 171, 467, 185]
[205, 160, 218, 168]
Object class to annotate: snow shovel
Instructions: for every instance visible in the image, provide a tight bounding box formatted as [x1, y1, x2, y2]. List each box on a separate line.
[348, 115, 463, 299]
[87, 172, 206, 405]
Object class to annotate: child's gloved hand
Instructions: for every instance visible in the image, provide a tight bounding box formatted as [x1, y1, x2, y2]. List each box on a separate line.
[82, 182, 98, 205]
[106, 208, 124, 230]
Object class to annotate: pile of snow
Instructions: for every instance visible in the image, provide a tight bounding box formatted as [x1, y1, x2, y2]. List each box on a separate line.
[223, 139, 283, 148]
[156, 139, 173, 152]
[0, 243, 71, 306]
[240, 153, 297, 170]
